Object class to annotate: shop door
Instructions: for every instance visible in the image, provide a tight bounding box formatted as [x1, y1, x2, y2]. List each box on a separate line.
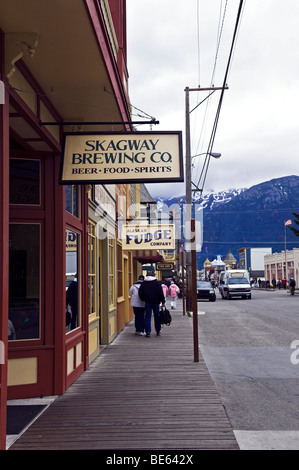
[8, 154, 55, 399]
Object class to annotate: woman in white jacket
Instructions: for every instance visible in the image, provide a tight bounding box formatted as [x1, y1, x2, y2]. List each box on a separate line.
[129, 275, 145, 335]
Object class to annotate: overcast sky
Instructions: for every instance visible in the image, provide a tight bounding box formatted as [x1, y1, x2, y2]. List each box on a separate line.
[127, 0, 299, 199]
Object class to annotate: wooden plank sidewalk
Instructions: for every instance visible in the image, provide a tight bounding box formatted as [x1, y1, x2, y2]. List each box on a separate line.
[10, 302, 239, 450]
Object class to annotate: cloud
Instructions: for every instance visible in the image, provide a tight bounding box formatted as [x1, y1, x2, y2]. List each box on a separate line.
[127, 0, 299, 199]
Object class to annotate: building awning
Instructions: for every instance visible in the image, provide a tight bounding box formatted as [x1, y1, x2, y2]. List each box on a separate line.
[133, 250, 165, 264]
[251, 270, 264, 278]
[1, 0, 131, 153]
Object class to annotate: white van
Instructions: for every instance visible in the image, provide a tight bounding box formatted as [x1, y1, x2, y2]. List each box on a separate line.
[219, 269, 251, 299]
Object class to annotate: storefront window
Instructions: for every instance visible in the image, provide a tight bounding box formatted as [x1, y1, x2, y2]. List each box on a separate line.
[88, 222, 97, 317]
[117, 242, 123, 299]
[9, 224, 40, 340]
[66, 185, 80, 218]
[109, 237, 115, 308]
[65, 229, 81, 332]
[10, 159, 40, 205]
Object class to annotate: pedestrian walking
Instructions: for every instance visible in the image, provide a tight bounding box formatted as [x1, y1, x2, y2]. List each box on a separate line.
[129, 275, 145, 335]
[289, 277, 296, 295]
[138, 270, 165, 337]
[169, 281, 180, 309]
[161, 281, 169, 300]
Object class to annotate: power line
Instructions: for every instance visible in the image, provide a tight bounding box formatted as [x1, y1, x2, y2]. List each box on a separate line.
[211, 0, 228, 87]
[196, 0, 245, 193]
[192, 0, 228, 183]
[197, 0, 201, 86]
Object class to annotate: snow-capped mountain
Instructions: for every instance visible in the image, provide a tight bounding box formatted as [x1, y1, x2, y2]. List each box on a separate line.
[154, 175, 299, 268]
[156, 187, 247, 212]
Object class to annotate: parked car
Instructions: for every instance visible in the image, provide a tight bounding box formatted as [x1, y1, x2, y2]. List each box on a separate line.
[197, 281, 216, 302]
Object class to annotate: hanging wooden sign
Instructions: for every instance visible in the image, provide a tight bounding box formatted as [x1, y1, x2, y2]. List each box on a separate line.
[59, 131, 183, 184]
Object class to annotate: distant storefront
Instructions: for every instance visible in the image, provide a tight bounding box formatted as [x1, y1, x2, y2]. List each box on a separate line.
[264, 248, 299, 284]
[239, 247, 272, 279]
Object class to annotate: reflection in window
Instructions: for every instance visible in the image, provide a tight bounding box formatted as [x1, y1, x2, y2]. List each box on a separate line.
[9, 224, 40, 340]
[65, 229, 80, 332]
[10, 159, 40, 205]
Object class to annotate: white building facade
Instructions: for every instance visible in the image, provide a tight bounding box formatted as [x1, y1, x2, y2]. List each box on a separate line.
[264, 248, 299, 284]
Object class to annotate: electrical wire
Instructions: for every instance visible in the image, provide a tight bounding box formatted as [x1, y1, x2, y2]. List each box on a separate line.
[211, 0, 228, 87]
[192, 0, 228, 184]
[197, 0, 201, 87]
[195, 0, 245, 194]
[10, 84, 156, 124]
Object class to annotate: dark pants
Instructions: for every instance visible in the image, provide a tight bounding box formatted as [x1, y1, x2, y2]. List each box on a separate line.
[133, 306, 145, 333]
[145, 303, 161, 334]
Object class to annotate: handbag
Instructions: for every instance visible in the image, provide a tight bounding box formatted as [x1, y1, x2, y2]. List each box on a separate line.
[159, 307, 172, 326]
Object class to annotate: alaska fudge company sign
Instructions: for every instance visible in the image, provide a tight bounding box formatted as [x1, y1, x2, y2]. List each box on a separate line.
[122, 224, 175, 251]
[59, 131, 183, 184]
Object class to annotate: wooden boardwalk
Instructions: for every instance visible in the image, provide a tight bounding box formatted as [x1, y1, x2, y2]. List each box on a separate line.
[10, 302, 239, 450]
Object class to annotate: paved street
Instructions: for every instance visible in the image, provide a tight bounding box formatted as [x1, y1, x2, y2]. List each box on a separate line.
[197, 288, 299, 450]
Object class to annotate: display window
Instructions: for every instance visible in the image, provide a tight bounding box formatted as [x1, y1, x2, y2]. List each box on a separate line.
[66, 185, 80, 218]
[65, 229, 81, 332]
[117, 241, 123, 299]
[8, 223, 41, 341]
[9, 159, 41, 206]
[88, 221, 97, 318]
[109, 237, 116, 309]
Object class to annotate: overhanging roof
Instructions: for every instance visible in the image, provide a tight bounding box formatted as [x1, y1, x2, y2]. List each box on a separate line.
[0, 0, 131, 149]
[133, 250, 165, 264]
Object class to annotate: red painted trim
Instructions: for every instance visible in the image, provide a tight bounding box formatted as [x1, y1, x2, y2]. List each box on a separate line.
[16, 60, 63, 124]
[53, 156, 67, 395]
[7, 348, 54, 400]
[9, 88, 61, 152]
[0, 47, 10, 447]
[44, 154, 56, 347]
[65, 330, 86, 389]
[84, 0, 131, 130]
[7, 151, 57, 399]
[81, 188, 89, 371]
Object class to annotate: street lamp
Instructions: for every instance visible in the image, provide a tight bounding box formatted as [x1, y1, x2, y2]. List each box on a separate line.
[191, 152, 222, 191]
[192, 152, 221, 160]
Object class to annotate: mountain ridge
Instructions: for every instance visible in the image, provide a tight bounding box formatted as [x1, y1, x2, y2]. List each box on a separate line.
[156, 175, 299, 268]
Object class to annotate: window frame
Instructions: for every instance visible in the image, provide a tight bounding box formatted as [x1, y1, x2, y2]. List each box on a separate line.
[108, 236, 116, 309]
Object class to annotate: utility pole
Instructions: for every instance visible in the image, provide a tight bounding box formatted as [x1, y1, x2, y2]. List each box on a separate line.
[185, 87, 199, 361]
[185, 87, 192, 313]
[184, 84, 228, 362]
